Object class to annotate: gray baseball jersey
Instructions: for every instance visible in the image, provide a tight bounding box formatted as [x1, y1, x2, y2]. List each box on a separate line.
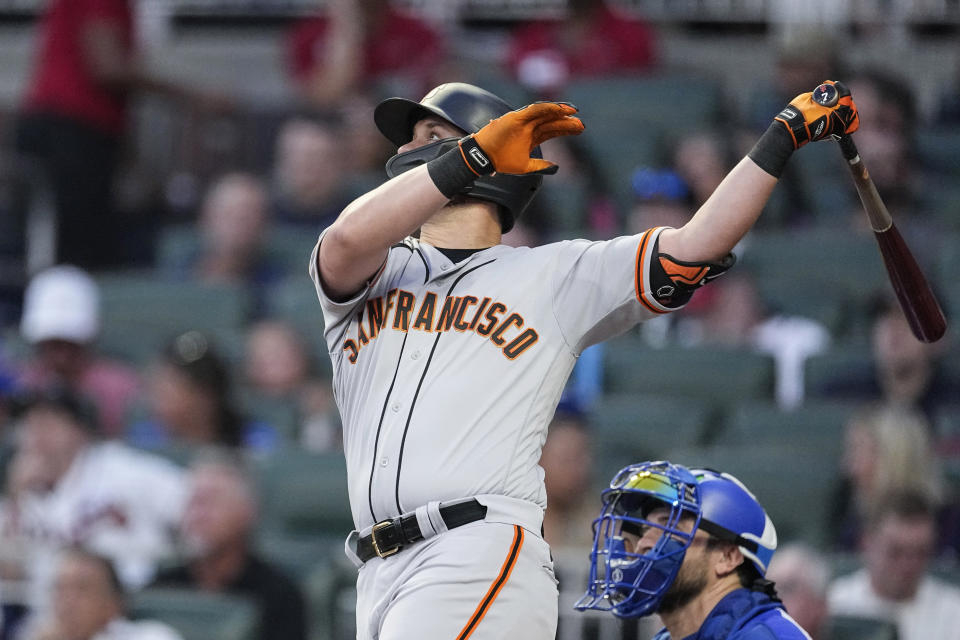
[310, 226, 679, 531]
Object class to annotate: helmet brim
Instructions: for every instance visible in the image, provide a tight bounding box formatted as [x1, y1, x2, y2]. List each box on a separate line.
[375, 97, 445, 148]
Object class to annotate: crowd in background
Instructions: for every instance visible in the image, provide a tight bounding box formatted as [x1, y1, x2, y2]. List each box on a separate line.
[0, 1, 959, 639]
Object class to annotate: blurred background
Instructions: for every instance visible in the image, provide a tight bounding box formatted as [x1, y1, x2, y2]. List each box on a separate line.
[0, 1, 958, 639]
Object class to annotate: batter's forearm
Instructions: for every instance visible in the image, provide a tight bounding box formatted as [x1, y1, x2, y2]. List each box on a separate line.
[657, 158, 777, 262]
[319, 165, 450, 299]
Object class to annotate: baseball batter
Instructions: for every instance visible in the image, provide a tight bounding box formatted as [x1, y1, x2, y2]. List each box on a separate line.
[310, 81, 859, 640]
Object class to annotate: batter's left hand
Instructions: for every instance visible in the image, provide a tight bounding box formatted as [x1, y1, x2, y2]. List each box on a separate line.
[469, 102, 584, 175]
[774, 80, 859, 149]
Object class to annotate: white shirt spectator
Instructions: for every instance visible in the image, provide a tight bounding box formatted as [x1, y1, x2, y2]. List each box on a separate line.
[828, 568, 960, 640]
[92, 618, 185, 640]
[1, 442, 186, 607]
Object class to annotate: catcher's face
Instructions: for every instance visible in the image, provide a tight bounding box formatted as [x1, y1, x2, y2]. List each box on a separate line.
[398, 116, 466, 154]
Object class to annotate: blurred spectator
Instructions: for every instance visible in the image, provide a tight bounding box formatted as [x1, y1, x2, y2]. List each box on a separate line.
[17, 266, 140, 438]
[127, 331, 278, 454]
[168, 173, 286, 316]
[243, 320, 339, 452]
[827, 404, 954, 554]
[14, 0, 228, 270]
[270, 116, 356, 229]
[671, 131, 735, 209]
[745, 27, 842, 132]
[151, 452, 307, 640]
[814, 293, 956, 422]
[286, 0, 446, 111]
[505, 0, 657, 97]
[0, 386, 186, 607]
[842, 69, 928, 234]
[765, 543, 830, 640]
[19, 548, 183, 640]
[828, 490, 960, 640]
[539, 404, 595, 551]
[626, 168, 695, 235]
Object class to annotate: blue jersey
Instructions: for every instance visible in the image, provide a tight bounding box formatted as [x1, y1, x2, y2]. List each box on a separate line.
[653, 588, 811, 640]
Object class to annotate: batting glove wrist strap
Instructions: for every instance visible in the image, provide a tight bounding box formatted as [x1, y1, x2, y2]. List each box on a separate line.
[426, 140, 485, 199]
[747, 122, 795, 179]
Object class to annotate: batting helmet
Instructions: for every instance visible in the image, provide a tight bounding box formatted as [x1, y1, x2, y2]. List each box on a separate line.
[374, 82, 543, 232]
[575, 461, 778, 619]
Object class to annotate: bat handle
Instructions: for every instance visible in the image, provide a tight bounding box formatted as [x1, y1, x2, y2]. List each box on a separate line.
[835, 134, 893, 232]
[837, 134, 859, 162]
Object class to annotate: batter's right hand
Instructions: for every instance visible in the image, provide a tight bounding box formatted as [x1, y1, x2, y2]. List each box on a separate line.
[467, 102, 584, 176]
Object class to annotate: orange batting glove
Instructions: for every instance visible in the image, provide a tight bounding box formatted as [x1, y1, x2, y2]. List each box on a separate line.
[458, 102, 585, 176]
[775, 80, 860, 149]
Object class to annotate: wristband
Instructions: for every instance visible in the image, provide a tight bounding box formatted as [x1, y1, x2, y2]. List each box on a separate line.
[427, 141, 482, 199]
[747, 122, 795, 179]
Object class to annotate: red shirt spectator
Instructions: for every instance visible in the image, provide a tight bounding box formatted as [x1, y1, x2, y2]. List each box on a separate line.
[506, 4, 656, 95]
[286, 0, 444, 108]
[24, 0, 133, 136]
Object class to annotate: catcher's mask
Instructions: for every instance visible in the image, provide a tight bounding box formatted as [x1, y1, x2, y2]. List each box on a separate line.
[575, 461, 779, 619]
[374, 82, 543, 233]
[575, 461, 702, 619]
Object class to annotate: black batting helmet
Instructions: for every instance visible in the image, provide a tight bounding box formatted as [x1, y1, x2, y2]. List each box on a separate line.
[374, 82, 543, 232]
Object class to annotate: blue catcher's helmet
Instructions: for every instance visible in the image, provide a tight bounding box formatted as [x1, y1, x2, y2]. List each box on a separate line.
[574, 461, 777, 619]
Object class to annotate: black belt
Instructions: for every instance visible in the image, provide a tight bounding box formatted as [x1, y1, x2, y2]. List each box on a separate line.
[356, 499, 488, 562]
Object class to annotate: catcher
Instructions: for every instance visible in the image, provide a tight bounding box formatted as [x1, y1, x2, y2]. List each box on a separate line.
[576, 460, 810, 639]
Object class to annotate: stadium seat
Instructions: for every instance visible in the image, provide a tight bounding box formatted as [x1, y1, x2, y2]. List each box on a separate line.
[95, 271, 252, 365]
[263, 276, 332, 378]
[303, 552, 358, 640]
[825, 615, 898, 640]
[719, 399, 860, 461]
[238, 390, 302, 443]
[589, 393, 714, 473]
[737, 230, 887, 333]
[254, 448, 353, 539]
[803, 346, 874, 399]
[662, 444, 837, 545]
[129, 588, 259, 640]
[155, 224, 318, 281]
[255, 530, 338, 581]
[602, 337, 775, 408]
[916, 125, 960, 175]
[563, 73, 722, 211]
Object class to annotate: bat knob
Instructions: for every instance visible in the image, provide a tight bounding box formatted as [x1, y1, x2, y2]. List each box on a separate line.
[813, 83, 839, 107]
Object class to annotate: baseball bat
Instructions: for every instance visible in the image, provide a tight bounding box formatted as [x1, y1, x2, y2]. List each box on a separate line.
[811, 84, 946, 342]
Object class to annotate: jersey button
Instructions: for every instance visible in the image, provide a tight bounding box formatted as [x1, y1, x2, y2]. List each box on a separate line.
[411, 350, 420, 360]
[440, 264, 449, 271]
[379, 457, 388, 467]
[391, 402, 401, 412]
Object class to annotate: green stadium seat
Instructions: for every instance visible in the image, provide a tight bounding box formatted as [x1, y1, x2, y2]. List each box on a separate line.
[737, 231, 887, 338]
[254, 448, 353, 539]
[825, 615, 898, 640]
[303, 552, 358, 640]
[262, 276, 332, 378]
[804, 346, 874, 399]
[916, 126, 960, 175]
[237, 390, 302, 442]
[563, 74, 722, 211]
[255, 530, 338, 581]
[662, 444, 837, 545]
[602, 337, 774, 407]
[95, 271, 252, 365]
[589, 393, 713, 473]
[719, 399, 860, 461]
[129, 588, 259, 640]
[155, 224, 318, 281]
